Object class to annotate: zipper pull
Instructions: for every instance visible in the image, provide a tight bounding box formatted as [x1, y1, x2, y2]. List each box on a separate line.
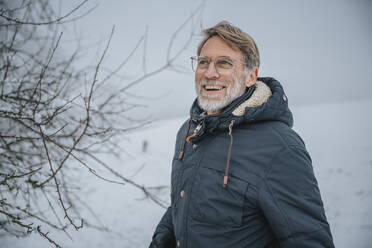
[186, 123, 202, 142]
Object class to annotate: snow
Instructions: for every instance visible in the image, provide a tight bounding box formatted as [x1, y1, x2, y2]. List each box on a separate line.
[3, 99, 372, 248]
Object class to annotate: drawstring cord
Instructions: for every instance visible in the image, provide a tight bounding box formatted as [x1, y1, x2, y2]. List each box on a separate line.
[178, 119, 191, 160]
[186, 123, 202, 143]
[178, 118, 236, 189]
[186, 130, 198, 142]
[223, 120, 235, 188]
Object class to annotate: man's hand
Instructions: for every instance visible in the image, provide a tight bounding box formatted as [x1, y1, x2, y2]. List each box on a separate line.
[149, 232, 176, 248]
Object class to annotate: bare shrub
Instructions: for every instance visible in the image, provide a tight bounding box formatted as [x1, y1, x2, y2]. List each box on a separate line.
[0, 0, 202, 246]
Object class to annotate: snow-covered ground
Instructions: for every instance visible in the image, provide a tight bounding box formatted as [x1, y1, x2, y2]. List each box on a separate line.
[3, 99, 372, 248]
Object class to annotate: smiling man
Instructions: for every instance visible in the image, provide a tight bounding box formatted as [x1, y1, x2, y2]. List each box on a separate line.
[191, 36, 258, 117]
[149, 21, 335, 248]
[193, 35, 256, 115]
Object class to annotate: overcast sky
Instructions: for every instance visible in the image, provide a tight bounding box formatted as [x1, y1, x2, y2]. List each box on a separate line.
[56, 0, 372, 119]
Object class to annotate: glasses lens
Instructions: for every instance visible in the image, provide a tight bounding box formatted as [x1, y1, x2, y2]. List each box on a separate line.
[197, 58, 209, 70]
[191, 57, 199, 72]
[191, 57, 209, 72]
[216, 58, 234, 73]
[191, 56, 236, 75]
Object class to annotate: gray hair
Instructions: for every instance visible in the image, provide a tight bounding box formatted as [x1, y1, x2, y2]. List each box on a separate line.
[197, 21, 260, 69]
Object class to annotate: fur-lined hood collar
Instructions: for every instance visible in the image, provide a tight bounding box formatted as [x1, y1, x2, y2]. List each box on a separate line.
[189, 77, 293, 139]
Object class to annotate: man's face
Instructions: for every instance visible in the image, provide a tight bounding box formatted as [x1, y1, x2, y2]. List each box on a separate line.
[195, 36, 251, 114]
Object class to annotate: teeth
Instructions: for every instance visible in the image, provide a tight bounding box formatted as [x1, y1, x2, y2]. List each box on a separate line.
[204, 85, 223, 90]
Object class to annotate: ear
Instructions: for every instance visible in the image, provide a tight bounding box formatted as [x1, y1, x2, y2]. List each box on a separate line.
[244, 67, 258, 87]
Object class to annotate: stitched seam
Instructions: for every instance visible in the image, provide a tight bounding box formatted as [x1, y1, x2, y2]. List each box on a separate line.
[267, 124, 305, 151]
[280, 227, 330, 245]
[267, 125, 291, 149]
[184, 135, 216, 248]
[260, 147, 293, 238]
[173, 119, 191, 158]
[262, 146, 313, 241]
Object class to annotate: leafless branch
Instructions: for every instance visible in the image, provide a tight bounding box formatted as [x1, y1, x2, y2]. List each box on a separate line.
[37, 226, 62, 248]
[0, 0, 89, 26]
[39, 125, 83, 231]
[0, 0, 202, 245]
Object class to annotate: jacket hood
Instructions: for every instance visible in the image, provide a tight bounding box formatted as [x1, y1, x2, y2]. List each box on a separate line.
[189, 77, 293, 139]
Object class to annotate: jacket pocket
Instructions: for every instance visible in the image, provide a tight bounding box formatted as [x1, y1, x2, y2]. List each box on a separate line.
[190, 166, 249, 227]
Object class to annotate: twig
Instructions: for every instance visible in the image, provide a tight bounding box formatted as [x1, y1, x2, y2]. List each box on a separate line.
[84, 152, 168, 208]
[37, 26, 115, 187]
[0, 0, 89, 26]
[37, 226, 62, 248]
[39, 125, 83, 231]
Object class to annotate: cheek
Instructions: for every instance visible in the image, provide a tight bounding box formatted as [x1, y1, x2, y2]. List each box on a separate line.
[220, 75, 234, 86]
[195, 79, 202, 93]
[195, 73, 202, 84]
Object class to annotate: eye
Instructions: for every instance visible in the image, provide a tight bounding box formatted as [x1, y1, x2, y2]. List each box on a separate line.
[217, 59, 233, 69]
[198, 59, 208, 65]
[219, 60, 231, 65]
[197, 58, 209, 69]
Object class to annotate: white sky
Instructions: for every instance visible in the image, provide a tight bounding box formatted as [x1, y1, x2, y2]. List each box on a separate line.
[56, 0, 372, 119]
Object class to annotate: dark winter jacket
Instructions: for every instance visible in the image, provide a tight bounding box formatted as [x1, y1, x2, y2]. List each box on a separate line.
[151, 77, 335, 248]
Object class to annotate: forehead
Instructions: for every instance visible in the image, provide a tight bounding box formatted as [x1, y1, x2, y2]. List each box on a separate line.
[200, 35, 243, 60]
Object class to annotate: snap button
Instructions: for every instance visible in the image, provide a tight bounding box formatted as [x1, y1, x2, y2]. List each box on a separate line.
[180, 190, 185, 198]
[177, 240, 180, 247]
[192, 144, 198, 150]
[282, 94, 287, 102]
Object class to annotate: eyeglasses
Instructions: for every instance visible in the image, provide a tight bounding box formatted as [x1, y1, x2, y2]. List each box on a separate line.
[190, 56, 247, 75]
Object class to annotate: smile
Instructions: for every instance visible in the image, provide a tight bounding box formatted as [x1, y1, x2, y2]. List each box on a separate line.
[203, 85, 226, 91]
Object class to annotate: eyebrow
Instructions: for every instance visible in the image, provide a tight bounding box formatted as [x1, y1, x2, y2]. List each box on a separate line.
[198, 56, 234, 60]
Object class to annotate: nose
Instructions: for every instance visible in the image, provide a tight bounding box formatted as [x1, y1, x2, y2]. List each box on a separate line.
[203, 62, 219, 79]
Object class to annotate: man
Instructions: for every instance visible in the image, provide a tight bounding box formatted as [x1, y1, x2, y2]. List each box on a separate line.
[149, 21, 335, 248]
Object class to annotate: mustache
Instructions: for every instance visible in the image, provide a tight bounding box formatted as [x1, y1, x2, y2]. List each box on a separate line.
[200, 79, 229, 87]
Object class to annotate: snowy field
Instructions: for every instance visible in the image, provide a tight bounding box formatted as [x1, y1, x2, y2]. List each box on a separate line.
[3, 99, 372, 248]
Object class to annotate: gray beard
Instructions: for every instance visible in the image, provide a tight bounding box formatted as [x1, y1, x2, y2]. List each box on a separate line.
[195, 76, 247, 113]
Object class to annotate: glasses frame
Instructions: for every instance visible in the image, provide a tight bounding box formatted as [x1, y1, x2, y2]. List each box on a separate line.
[190, 55, 248, 75]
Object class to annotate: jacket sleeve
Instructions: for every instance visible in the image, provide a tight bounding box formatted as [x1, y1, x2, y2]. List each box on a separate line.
[258, 146, 335, 248]
[152, 206, 174, 239]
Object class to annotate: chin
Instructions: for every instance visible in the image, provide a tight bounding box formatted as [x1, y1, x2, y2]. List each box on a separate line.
[197, 96, 230, 113]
